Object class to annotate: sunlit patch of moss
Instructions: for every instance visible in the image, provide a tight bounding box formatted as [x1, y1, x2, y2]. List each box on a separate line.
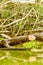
[23, 41, 42, 48]
[0, 50, 7, 57]
[0, 37, 5, 40]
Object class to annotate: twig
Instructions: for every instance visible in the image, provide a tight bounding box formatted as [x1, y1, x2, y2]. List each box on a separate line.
[0, 34, 11, 39]
[32, 7, 39, 30]
[15, 17, 29, 36]
[0, 8, 34, 27]
[31, 48, 43, 52]
[21, 28, 43, 34]
[1, 13, 16, 26]
[25, 23, 43, 27]
[0, 30, 10, 33]
[0, 1, 13, 9]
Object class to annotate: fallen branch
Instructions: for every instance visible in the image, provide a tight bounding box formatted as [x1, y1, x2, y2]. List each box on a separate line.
[0, 33, 43, 48]
[0, 48, 30, 50]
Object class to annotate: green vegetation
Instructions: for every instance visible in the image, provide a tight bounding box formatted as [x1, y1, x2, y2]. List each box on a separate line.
[0, 2, 43, 36]
[23, 41, 42, 48]
[0, 0, 43, 65]
[0, 50, 43, 65]
[0, 37, 5, 40]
